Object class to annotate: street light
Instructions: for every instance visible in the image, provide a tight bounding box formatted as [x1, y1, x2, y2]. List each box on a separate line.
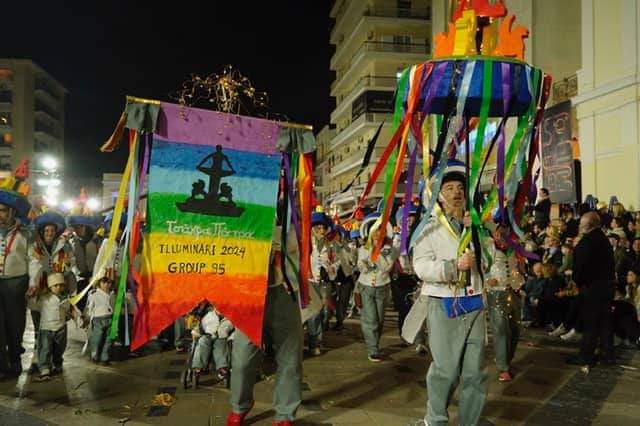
[62, 199, 75, 211]
[87, 198, 100, 210]
[37, 155, 61, 208]
[41, 156, 58, 171]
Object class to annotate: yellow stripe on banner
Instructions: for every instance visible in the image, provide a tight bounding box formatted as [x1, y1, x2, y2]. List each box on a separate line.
[141, 234, 272, 278]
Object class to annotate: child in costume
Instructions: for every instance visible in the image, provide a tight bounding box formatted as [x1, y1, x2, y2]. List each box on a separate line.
[190, 302, 234, 380]
[28, 273, 80, 381]
[85, 276, 115, 364]
[357, 213, 398, 362]
[28, 211, 80, 374]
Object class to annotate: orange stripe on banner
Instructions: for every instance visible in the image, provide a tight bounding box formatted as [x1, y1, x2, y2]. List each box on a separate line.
[132, 272, 267, 351]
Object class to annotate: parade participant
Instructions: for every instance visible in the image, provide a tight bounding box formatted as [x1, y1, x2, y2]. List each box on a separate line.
[92, 212, 126, 283]
[190, 303, 233, 381]
[0, 178, 33, 379]
[357, 213, 398, 362]
[67, 214, 100, 311]
[307, 209, 335, 355]
[226, 224, 303, 426]
[28, 273, 80, 381]
[28, 211, 80, 374]
[411, 160, 488, 425]
[486, 222, 524, 382]
[391, 207, 420, 338]
[332, 225, 356, 331]
[347, 224, 362, 318]
[85, 276, 115, 365]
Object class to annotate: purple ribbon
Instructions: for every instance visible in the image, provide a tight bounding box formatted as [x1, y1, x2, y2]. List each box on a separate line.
[400, 143, 419, 255]
[497, 63, 511, 221]
[421, 61, 448, 116]
[282, 153, 301, 242]
[505, 234, 540, 260]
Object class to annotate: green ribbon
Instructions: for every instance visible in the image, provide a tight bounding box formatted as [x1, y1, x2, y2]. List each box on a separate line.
[108, 250, 129, 341]
[381, 68, 411, 212]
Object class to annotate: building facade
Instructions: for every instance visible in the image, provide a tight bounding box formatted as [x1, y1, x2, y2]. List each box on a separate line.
[0, 59, 66, 195]
[325, 0, 432, 216]
[573, 0, 640, 209]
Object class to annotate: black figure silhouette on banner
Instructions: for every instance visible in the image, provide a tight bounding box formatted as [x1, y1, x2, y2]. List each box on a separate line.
[176, 145, 245, 217]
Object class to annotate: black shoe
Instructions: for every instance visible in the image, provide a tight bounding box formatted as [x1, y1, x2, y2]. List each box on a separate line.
[101, 361, 111, 366]
[367, 354, 382, 362]
[331, 322, 344, 331]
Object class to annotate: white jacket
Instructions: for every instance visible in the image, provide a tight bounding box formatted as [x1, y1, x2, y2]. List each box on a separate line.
[334, 242, 356, 278]
[310, 237, 336, 282]
[412, 216, 484, 298]
[200, 309, 234, 338]
[28, 293, 72, 331]
[92, 240, 125, 284]
[357, 244, 398, 287]
[85, 288, 115, 319]
[70, 234, 99, 277]
[0, 223, 33, 280]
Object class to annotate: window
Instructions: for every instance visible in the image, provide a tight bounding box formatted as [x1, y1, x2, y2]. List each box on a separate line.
[0, 90, 11, 103]
[397, 0, 411, 17]
[0, 69, 13, 81]
[0, 155, 11, 171]
[35, 140, 49, 153]
[393, 35, 411, 45]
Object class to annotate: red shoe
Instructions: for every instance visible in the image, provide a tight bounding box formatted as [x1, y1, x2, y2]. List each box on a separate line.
[273, 421, 293, 426]
[498, 371, 513, 382]
[225, 401, 254, 426]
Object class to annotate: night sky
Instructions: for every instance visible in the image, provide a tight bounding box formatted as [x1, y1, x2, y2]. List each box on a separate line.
[5, 1, 333, 180]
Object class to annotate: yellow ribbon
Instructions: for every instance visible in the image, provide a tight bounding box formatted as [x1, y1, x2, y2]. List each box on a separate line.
[71, 131, 138, 305]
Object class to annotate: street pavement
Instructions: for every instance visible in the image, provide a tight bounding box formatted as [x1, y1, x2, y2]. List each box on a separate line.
[0, 311, 638, 425]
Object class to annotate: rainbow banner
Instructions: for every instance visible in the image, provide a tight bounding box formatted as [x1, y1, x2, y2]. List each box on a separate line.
[132, 102, 281, 350]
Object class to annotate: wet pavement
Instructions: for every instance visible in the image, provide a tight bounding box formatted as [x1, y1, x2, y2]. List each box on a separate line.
[0, 312, 638, 425]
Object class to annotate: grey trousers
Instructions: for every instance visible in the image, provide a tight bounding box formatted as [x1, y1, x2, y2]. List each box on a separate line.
[89, 316, 112, 362]
[426, 296, 488, 426]
[192, 335, 229, 370]
[487, 290, 520, 372]
[307, 281, 327, 349]
[0, 275, 29, 369]
[174, 316, 187, 349]
[359, 284, 390, 356]
[230, 285, 302, 421]
[37, 326, 67, 374]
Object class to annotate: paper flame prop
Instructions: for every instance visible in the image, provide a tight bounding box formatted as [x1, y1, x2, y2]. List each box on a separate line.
[435, 0, 528, 61]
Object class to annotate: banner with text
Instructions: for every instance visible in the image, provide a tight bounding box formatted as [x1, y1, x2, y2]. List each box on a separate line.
[132, 102, 281, 350]
[541, 100, 577, 204]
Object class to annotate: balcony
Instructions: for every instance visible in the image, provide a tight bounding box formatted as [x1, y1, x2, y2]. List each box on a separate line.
[331, 41, 430, 95]
[332, 5, 431, 45]
[330, 112, 391, 151]
[364, 7, 431, 20]
[332, 75, 396, 123]
[35, 90, 62, 110]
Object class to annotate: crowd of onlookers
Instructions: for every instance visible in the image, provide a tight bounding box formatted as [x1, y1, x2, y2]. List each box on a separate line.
[519, 189, 640, 349]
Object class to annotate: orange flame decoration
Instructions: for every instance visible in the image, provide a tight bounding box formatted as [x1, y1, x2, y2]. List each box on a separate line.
[434, 0, 528, 61]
